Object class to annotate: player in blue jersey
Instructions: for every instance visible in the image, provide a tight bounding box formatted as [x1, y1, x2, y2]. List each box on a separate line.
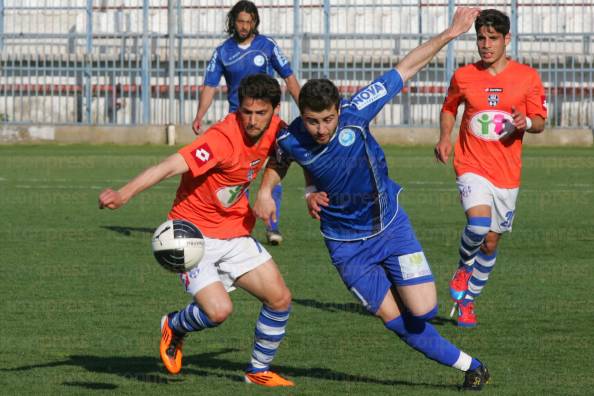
[192, 1, 300, 245]
[254, 7, 491, 391]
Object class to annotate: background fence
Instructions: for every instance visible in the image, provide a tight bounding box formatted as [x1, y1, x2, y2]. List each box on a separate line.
[1, 0, 593, 129]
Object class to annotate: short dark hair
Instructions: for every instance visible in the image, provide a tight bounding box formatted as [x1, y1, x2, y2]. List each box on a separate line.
[475, 9, 510, 36]
[298, 79, 341, 113]
[238, 74, 281, 108]
[226, 1, 260, 36]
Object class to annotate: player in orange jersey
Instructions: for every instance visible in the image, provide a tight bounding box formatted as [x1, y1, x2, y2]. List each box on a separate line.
[98, 74, 294, 387]
[434, 9, 547, 327]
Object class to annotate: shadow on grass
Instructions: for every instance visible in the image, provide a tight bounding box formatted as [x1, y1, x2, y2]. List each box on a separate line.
[1, 347, 455, 390]
[293, 298, 453, 327]
[293, 298, 369, 316]
[100, 225, 155, 236]
[62, 381, 118, 390]
[429, 315, 457, 326]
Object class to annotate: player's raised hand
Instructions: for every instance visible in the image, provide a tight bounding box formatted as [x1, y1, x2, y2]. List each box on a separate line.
[448, 7, 481, 38]
[434, 138, 452, 164]
[306, 191, 329, 221]
[510, 106, 528, 130]
[98, 188, 124, 210]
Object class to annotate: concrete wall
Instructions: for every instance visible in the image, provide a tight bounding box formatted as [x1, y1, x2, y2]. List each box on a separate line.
[1, 124, 592, 147]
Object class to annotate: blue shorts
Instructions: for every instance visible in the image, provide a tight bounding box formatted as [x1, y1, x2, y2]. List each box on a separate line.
[324, 209, 434, 314]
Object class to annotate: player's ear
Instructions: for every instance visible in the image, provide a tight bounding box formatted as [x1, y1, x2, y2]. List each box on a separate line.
[504, 33, 511, 46]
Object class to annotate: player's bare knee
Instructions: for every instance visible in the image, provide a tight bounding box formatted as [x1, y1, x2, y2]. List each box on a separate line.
[203, 301, 233, 324]
[265, 287, 292, 311]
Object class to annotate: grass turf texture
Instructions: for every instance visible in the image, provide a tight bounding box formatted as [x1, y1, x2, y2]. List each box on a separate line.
[1, 144, 593, 395]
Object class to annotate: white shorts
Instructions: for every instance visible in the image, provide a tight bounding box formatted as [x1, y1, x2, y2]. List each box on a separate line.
[179, 235, 272, 296]
[456, 172, 519, 234]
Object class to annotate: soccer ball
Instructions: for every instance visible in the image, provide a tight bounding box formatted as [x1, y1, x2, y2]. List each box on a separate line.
[151, 219, 205, 273]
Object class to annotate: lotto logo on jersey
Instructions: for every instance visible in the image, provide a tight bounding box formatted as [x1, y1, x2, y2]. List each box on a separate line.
[193, 143, 213, 166]
[469, 111, 515, 141]
[351, 82, 387, 110]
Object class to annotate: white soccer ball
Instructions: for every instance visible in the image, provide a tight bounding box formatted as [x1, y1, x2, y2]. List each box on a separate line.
[151, 219, 205, 273]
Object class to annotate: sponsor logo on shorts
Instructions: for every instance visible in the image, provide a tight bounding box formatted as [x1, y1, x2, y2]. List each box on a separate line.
[351, 82, 387, 110]
[399, 252, 432, 281]
[469, 110, 514, 141]
[541, 96, 548, 110]
[338, 128, 356, 147]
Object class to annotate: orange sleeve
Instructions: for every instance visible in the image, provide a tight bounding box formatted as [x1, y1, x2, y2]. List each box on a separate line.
[178, 128, 233, 178]
[526, 69, 548, 119]
[441, 72, 463, 117]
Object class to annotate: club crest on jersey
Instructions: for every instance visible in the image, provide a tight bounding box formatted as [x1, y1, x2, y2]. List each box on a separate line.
[253, 55, 265, 67]
[338, 128, 356, 147]
[351, 82, 387, 110]
[469, 110, 514, 141]
[487, 94, 499, 107]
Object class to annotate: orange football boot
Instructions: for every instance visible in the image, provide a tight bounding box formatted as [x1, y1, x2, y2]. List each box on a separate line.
[160, 314, 185, 374]
[244, 370, 295, 387]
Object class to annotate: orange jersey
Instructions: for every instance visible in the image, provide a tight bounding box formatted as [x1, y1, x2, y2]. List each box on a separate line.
[168, 113, 284, 239]
[441, 60, 547, 188]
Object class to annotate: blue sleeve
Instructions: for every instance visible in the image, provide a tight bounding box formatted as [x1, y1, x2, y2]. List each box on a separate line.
[204, 47, 223, 87]
[346, 69, 404, 122]
[268, 39, 293, 79]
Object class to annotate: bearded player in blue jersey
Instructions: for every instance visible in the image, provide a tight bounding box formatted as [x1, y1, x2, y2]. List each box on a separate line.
[255, 7, 491, 391]
[192, 1, 300, 245]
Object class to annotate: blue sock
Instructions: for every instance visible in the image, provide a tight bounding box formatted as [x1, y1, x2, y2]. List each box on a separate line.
[267, 184, 282, 232]
[168, 302, 218, 335]
[459, 217, 491, 269]
[246, 305, 291, 373]
[385, 307, 480, 371]
[465, 250, 497, 302]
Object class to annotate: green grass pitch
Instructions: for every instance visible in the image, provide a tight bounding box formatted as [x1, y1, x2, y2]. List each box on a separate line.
[1, 144, 593, 395]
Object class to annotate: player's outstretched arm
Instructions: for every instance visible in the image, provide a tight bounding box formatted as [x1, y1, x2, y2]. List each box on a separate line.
[98, 153, 188, 210]
[254, 157, 289, 227]
[192, 86, 217, 135]
[396, 7, 479, 82]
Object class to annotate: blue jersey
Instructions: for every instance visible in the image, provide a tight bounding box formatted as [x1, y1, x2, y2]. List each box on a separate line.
[204, 34, 294, 112]
[277, 69, 405, 241]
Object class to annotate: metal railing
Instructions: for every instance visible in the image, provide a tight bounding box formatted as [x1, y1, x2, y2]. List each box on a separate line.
[0, 0, 592, 129]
